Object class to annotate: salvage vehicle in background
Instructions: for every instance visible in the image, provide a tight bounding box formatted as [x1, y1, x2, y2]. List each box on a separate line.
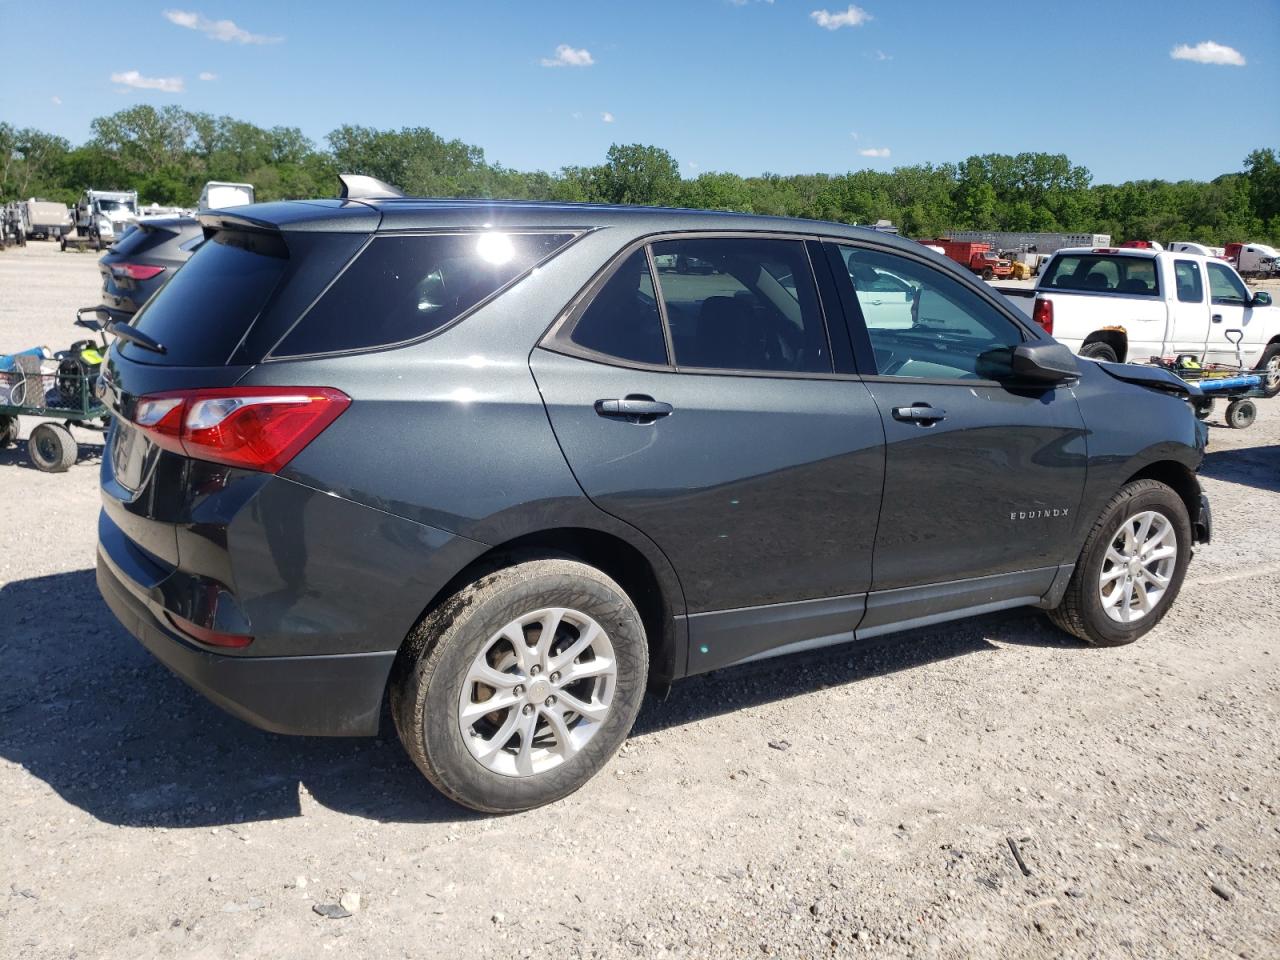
[22, 199, 73, 240]
[1225, 241, 1279, 278]
[1032, 246, 1280, 395]
[98, 217, 203, 321]
[63, 189, 139, 251]
[97, 180, 1212, 812]
[925, 239, 1013, 280]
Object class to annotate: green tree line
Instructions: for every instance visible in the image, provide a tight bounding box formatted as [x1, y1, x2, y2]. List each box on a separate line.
[3, 104, 1278, 245]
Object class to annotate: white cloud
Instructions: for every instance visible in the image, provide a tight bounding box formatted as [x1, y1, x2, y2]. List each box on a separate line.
[540, 44, 594, 68]
[859, 147, 891, 158]
[163, 9, 281, 44]
[111, 70, 185, 93]
[1170, 40, 1245, 66]
[811, 5, 872, 30]
[873, 49, 892, 61]
[198, 71, 218, 81]
[50, 95, 62, 106]
[601, 111, 615, 123]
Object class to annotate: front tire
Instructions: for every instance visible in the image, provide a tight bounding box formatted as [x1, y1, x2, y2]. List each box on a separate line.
[1046, 480, 1191, 646]
[1080, 341, 1119, 363]
[391, 559, 649, 813]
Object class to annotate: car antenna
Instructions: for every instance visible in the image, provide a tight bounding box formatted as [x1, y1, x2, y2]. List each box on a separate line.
[337, 174, 406, 200]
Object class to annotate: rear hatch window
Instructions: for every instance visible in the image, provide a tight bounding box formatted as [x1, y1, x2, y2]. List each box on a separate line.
[121, 229, 288, 365]
[1041, 254, 1160, 296]
[108, 222, 176, 258]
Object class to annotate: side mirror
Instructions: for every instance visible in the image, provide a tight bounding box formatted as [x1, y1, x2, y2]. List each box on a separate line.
[1251, 291, 1272, 308]
[1009, 341, 1080, 384]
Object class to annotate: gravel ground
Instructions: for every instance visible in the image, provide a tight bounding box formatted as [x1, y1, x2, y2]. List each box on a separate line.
[1, 240, 1278, 960]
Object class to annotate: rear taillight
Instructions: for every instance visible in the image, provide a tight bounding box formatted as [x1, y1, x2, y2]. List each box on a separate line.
[166, 612, 253, 648]
[111, 263, 166, 281]
[131, 386, 350, 473]
[1032, 297, 1054, 335]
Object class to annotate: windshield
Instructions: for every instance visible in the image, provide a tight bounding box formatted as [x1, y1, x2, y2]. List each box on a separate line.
[97, 199, 135, 214]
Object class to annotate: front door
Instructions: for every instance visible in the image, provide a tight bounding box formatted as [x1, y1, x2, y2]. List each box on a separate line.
[1204, 260, 1263, 366]
[827, 243, 1088, 625]
[533, 236, 886, 670]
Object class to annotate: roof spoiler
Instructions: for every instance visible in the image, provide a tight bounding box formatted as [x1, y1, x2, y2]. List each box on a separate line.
[338, 174, 405, 200]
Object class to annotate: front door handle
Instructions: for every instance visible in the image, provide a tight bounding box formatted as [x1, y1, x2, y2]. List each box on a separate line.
[1212, 314, 1223, 323]
[892, 404, 947, 424]
[595, 395, 673, 422]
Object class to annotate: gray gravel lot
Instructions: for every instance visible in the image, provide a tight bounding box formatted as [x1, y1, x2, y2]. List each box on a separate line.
[1, 240, 1278, 959]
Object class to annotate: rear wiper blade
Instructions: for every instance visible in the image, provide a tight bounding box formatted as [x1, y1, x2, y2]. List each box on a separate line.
[108, 321, 167, 355]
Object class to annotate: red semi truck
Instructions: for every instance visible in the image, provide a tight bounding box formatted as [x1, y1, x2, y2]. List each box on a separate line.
[925, 240, 1013, 280]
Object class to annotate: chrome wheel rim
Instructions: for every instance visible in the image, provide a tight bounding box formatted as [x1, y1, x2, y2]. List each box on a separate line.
[1099, 510, 1177, 624]
[459, 607, 616, 778]
[1264, 355, 1280, 392]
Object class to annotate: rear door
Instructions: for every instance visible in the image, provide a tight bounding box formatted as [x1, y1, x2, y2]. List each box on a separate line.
[825, 241, 1088, 632]
[1168, 258, 1211, 357]
[533, 235, 885, 671]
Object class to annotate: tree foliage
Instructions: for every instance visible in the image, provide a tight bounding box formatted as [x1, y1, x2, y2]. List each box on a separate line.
[1, 106, 1275, 245]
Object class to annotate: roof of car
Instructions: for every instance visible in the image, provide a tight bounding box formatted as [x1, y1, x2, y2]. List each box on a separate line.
[201, 196, 924, 253]
[1053, 245, 1163, 259]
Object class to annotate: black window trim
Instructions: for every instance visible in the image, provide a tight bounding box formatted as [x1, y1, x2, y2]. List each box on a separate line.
[541, 229, 845, 382]
[1173, 258, 1205, 304]
[823, 237, 1041, 386]
[263, 227, 593, 362]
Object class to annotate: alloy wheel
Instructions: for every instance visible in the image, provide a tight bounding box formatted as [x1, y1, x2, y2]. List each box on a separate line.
[458, 607, 617, 778]
[1098, 510, 1177, 624]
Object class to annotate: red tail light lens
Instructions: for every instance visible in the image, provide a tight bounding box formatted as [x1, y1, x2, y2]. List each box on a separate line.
[166, 612, 253, 648]
[131, 386, 350, 473]
[112, 263, 166, 281]
[1032, 297, 1054, 335]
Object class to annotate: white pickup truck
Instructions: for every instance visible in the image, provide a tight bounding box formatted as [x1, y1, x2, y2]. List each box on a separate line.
[1031, 246, 1280, 396]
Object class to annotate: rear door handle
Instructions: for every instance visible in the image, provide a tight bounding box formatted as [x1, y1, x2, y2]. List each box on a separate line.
[595, 396, 673, 421]
[1212, 314, 1223, 323]
[892, 404, 947, 424]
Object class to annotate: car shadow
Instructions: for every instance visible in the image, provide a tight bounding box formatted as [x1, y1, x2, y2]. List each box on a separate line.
[1200, 443, 1280, 493]
[2, 568, 1084, 826]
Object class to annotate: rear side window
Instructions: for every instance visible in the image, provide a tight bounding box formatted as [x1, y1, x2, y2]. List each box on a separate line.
[1042, 254, 1159, 296]
[1174, 260, 1204, 303]
[569, 249, 668, 365]
[274, 232, 575, 357]
[651, 237, 831, 373]
[126, 229, 288, 365]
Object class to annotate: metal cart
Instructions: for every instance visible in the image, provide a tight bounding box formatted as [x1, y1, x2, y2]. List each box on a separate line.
[1152, 330, 1274, 430]
[0, 309, 111, 472]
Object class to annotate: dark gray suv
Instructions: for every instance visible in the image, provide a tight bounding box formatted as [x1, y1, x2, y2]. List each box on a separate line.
[96, 180, 1211, 812]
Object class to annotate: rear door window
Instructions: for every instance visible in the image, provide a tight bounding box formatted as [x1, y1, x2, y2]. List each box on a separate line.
[274, 232, 576, 357]
[124, 229, 288, 365]
[568, 249, 668, 365]
[1174, 260, 1204, 303]
[650, 237, 831, 374]
[1042, 254, 1160, 296]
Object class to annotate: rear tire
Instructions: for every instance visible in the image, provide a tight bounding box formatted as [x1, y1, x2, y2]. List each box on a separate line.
[1080, 341, 1119, 363]
[28, 422, 77, 472]
[391, 559, 649, 813]
[1226, 399, 1256, 429]
[1046, 480, 1191, 647]
[1255, 343, 1280, 398]
[0, 415, 17, 448]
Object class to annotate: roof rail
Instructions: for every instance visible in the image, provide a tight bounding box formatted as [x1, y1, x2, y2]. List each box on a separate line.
[337, 173, 405, 200]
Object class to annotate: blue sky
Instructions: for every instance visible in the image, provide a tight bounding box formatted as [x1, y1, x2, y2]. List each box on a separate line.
[3, 1, 1278, 184]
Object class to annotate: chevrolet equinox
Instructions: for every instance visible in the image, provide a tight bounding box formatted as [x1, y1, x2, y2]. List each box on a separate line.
[96, 176, 1212, 812]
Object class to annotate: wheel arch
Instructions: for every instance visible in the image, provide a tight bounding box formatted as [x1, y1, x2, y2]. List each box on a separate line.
[1122, 459, 1200, 526]
[1082, 327, 1128, 362]
[406, 524, 688, 694]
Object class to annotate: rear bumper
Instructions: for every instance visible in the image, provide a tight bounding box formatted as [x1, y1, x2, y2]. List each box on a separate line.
[97, 546, 395, 737]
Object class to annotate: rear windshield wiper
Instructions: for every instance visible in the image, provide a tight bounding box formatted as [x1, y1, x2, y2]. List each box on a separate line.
[108, 321, 167, 355]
